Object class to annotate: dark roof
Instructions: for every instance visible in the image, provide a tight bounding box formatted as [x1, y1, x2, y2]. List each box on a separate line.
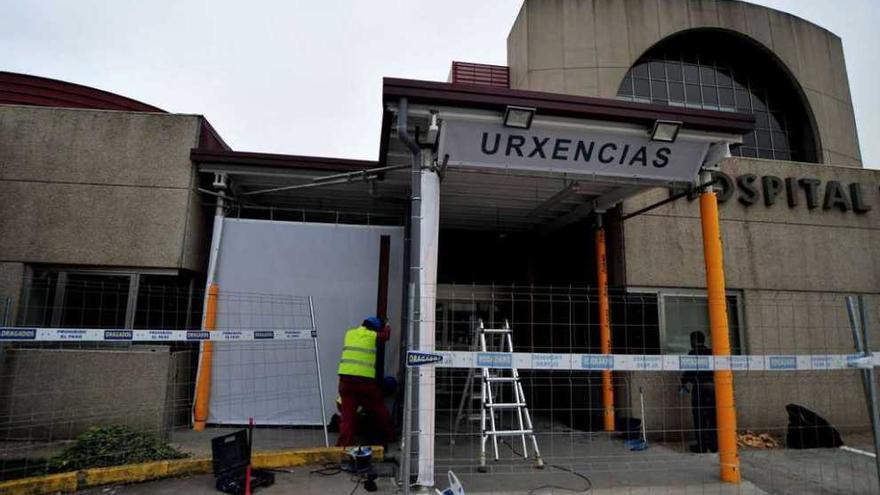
[194, 76, 757, 172]
[0, 71, 165, 113]
[1, 71, 232, 151]
[382, 77, 755, 135]
[191, 149, 377, 173]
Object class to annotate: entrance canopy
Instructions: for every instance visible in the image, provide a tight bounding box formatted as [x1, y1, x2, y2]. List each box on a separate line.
[193, 78, 752, 232]
[191, 77, 756, 490]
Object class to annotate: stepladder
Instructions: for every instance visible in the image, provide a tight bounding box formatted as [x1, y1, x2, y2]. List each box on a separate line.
[457, 319, 544, 472]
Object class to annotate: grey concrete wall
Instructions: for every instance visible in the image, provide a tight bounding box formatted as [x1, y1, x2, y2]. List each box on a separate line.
[629, 290, 880, 440]
[0, 105, 207, 271]
[622, 158, 880, 293]
[507, 0, 862, 166]
[620, 159, 880, 437]
[0, 262, 23, 324]
[0, 347, 188, 441]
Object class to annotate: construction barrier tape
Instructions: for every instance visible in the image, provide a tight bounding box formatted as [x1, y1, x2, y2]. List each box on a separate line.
[413, 350, 880, 372]
[2, 327, 876, 371]
[0, 327, 316, 342]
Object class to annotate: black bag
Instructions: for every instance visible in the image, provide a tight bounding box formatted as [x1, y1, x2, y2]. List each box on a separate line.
[785, 404, 844, 449]
[211, 430, 275, 494]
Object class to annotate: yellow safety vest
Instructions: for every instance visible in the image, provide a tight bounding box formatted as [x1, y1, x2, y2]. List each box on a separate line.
[338, 326, 377, 378]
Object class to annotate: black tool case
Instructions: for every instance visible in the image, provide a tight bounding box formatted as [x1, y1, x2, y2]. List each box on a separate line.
[211, 429, 275, 494]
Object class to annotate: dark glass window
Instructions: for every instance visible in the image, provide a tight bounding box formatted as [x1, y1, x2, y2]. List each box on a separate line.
[19, 268, 202, 329]
[617, 30, 818, 163]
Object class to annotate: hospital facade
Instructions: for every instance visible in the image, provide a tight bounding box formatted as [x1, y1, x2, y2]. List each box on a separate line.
[0, 0, 878, 454]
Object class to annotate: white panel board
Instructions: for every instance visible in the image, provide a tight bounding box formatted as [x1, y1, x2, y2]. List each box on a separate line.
[208, 219, 404, 425]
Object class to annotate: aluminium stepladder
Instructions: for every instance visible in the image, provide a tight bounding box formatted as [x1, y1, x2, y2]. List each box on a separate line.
[459, 319, 544, 472]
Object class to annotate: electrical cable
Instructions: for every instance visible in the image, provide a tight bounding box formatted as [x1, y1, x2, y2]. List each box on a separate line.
[308, 462, 369, 493]
[349, 474, 364, 495]
[499, 440, 592, 494]
[309, 462, 343, 476]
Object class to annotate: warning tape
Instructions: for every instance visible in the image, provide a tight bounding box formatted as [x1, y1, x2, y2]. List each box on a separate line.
[3, 328, 874, 371]
[0, 327, 316, 342]
[416, 350, 879, 372]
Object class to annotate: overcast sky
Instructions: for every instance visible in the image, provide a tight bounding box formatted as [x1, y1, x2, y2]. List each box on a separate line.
[2, 1, 878, 168]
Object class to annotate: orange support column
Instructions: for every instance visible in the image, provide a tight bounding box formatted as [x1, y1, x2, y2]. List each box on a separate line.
[595, 223, 615, 432]
[193, 283, 219, 431]
[699, 187, 741, 483]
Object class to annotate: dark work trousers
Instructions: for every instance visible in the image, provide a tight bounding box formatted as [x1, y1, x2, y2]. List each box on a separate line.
[692, 381, 718, 452]
[336, 375, 394, 447]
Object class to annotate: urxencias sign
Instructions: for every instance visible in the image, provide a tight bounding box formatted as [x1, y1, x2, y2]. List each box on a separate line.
[438, 117, 713, 184]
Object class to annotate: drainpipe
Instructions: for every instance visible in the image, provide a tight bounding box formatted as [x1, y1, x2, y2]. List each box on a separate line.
[398, 98, 422, 494]
[193, 174, 227, 431]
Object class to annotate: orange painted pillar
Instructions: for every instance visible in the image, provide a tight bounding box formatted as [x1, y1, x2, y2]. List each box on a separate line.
[193, 283, 219, 431]
[595, 225, 615, 432]
[699, 188, 741, 483]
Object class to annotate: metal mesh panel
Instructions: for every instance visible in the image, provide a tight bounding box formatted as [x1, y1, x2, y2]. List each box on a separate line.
[401, 285, 880, 494]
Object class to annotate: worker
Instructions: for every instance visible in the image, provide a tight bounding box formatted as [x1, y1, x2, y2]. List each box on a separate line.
[680, 331, 718, 453]
[336, 316, 394, 447]
[328, 377, 398, 444]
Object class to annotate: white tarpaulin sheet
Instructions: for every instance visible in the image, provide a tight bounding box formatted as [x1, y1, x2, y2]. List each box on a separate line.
[208, 219, 404, 425]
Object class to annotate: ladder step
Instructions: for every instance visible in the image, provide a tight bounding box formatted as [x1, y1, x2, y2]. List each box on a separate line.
[486, 403, 527, 408]
[482, 329, 512, 334]
[468, 414, 481, 421]
[485, 429, 533, 436]
[486, 377, 518, 382]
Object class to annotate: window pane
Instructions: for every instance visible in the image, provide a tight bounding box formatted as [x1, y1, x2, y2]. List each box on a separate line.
[683, 64, 699, 83]
[771, 131, 789, 150]
[757, 131, 773, 149]
[667, 62, 683, 82]
[685, 84, 701, 104]
[703, 86, 719, 107]
[669, 82, 685, 102]
[770, 112, 785, 131]
[59, 274, 130, 328]
[619, 76, 633, 96]
[740, 147, 758, 158]
[752, 92, 767, 110]
[699, 66, 716, 85]
[135, 275, 200, 330]
[632, 63, 649, 78]
[21, 270, 58, 326]
[735, 90, 751, 111]
[650, 80, 668, 100]
[634, 78, 650, 97]
[729, 143, 743, 157]
[648, 61, 666, 79]
[663, 295, 709, 355]
[719, 87, 735, 108]
[662, 294, 741, 355]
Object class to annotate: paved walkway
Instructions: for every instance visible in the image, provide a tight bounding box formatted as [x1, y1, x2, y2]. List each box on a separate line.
[11, 426, 880, 494]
